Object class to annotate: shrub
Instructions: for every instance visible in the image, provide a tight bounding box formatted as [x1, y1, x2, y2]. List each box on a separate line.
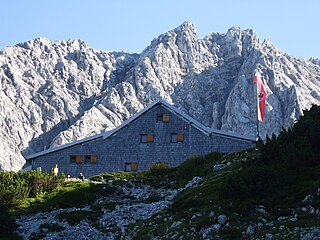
[0, 203, 17, 235]
[222, 163, 284, 200]
[150, 162, 169, 175]
[0, 170, 65, 207]
[0, 172, 31, 207]
[18, 170, 65, 197]
[176, 152, 222, 187]
[261, 105, 320, 169]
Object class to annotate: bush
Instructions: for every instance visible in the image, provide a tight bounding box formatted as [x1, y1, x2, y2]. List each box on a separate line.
[0, 172, 31, 207]
[0, 203, 17, 235]
[261, 105, 320, 169]
[18, 170, 65, 197]
[223, 106, 320, 201]
[176, 152, 221, 186]
[150, 162, 169, 175]
[0, 170, 65, 207]
[222, 163, 284, 200]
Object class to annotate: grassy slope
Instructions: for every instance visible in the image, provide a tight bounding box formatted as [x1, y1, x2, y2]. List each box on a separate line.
[127, 149, 320, 239]
[3, 148, 320, 239]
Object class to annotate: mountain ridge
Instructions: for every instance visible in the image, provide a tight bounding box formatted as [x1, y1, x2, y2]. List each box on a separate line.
[1, 21, 320, 171]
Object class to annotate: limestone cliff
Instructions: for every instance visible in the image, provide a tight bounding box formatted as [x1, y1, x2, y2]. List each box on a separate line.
[0, 22, 319, 171]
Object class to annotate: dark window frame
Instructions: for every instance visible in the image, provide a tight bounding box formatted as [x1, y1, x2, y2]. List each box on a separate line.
[156, 114, 170, 123]
[125, 162, 138, 172]
[69, 155, 97, 164]
[171, 133, 184, 143]
[156, 114, 163, 122]
[84, 155, 91, 164]
[140, 133, 154, 143]
[70, 155, 77, 164]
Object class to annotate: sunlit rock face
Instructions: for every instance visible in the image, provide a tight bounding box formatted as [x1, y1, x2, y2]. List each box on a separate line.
[1, 22, 319, 171]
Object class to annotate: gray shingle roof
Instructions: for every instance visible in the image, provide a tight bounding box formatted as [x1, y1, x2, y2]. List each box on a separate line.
[26, 133, 104, 160]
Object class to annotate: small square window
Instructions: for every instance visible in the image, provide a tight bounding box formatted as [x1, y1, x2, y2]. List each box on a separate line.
[70, 155, 77, 164]
[177, 133, 184, 142]
[171, 133, 184, 143]
[141, 134, 147, 143]
[171, 133, 177, 143]
[125, 162, 138, 172]
[163, 114, 170, 123]
[70, 155, 83, 164]
[84, 155, 91, 164]
[125, 163, 131, 172]
[76, 155, 83, 164]
[91, 155, 97, 164]
[157, 114, 163, 122]
[141, 134, 154, 143]
[157, 114, 170, 123]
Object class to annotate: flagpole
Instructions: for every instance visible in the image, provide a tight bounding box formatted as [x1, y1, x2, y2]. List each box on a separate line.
[253, 65, 268, 140]
[256, 78, 260, 139]
[254, 68, 260, 139]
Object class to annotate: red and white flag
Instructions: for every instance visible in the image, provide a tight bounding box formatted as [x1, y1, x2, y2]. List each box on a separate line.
[253, 71, 268, 122]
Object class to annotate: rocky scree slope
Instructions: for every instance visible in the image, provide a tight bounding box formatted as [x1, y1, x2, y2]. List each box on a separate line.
[1, 21, 320, 171]
[13, 151, 320, 240]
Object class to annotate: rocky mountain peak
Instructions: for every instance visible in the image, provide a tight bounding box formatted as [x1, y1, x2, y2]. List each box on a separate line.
[1, 22, 320, 171]
[15, 37, 51, 50]
[150, 21, 197, 48]
[174, 21, 197, 38]
[309, 57, 320, 65]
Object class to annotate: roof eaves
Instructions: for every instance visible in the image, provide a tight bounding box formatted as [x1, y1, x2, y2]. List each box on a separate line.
[26, 133, 104, 160]
[210, 129, 257, 142]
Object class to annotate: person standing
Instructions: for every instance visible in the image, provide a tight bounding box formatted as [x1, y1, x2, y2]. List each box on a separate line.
[52, 164, 59, 176]
[79, 172, 85, 181]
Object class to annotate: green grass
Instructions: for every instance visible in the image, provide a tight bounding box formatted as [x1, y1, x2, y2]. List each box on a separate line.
[175, 151, 222, 187]
[128, 152, 252, 238]
[4, 138, 320, 239]
[90, 168, 177, 189]
[126, 147, 320, 239]
[9, 168, 176, 217]
[11, 181, 116, 215]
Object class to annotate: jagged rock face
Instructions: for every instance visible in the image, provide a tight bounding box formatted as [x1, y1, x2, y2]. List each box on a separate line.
[0, 38, 139, 171]
[1, 22, 320, 171]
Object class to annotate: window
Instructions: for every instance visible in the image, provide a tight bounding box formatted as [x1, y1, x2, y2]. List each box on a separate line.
[70, 155, 96, 164]
[141, 134, 154, 143]
[171, 134, 177, 143]
[70, 155, 77, 164]
[70, 155, 83, 164]
[125, 162, 138, 172]
[90, 155, 97, 164]
[76, 155, 83, 164]
[157, 114, 170, 123]
[171, 133, 184, 143]
[84, 155, 91, 164]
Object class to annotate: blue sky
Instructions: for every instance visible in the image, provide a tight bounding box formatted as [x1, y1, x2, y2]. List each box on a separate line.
[1, 0, 319, 59]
